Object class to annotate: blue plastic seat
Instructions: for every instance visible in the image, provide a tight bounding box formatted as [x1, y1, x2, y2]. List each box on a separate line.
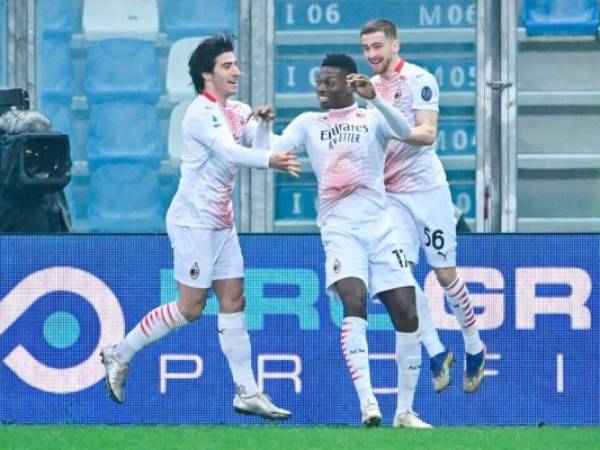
[39, 99, 73, 139]
[523, 0, 599, 36]
[84, 39, 161, 104]
[39, 0, 74, 39]
[88, 162, 164, 231]
[86, 101, 163, 166]
[162, 0, 239, 40]
[40, 38, 74, 101]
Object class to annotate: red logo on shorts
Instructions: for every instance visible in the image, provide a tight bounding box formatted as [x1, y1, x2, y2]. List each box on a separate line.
[190, 262, 200, 279]
[333, 259, 341, 274]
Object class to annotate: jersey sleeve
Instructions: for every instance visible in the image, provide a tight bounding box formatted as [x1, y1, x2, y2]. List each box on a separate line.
[368, 96, 412, 142]
[185, 109, 271, 169]
[269, 114, 309, 154]
[408, 70, 440, 111]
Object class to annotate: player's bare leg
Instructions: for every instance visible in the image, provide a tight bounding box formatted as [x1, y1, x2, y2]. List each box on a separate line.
[336, 277, 381, 427]
[214, 278, 291, 420]
[379, 286, 431, 428]
[101, 283, 204, 403]
[435, 267, 485, 393]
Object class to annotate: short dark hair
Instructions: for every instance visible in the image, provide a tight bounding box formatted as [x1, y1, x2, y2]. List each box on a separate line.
[188, 33, 235, 94]
[360, 19, 398, 39]
[320, 53, 358, 75]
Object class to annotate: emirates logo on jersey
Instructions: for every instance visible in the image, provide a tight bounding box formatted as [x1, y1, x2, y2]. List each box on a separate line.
[333, 258, 341, 274]
[190, 262, 200, 280]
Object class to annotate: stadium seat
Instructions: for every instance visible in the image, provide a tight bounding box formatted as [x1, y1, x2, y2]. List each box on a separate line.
[82, 0, 159, 41]
[39, 98, 86, 161]
[39, 99, 73, 140]
[88, 162, 164, 231]
[86, 102, 164, 166]
[166, 37, 206, 102]
[162, 0, 239, 40]
[84, 39, 161, 104]
[40, 38, 74, 101]
[39, 0, 74, 39]
[168, 100, 191, 166]
[523, 0, 600, 36]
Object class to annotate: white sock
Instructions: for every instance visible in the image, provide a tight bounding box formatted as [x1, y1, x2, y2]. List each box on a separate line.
[415, 285, 445, 357]
[444, 277, 484, 355]
[113, 301, 187, 363]
[395, 331, 421, 416]
[218, 312, 259, 397]
[341, 317, 376, 411]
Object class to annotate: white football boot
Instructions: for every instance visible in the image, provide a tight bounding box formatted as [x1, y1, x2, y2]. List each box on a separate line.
[393, 410, 433, 429]
[361, 400, 382, 427]
[233, 392, 291, 420]
[100, 345, 129, 404]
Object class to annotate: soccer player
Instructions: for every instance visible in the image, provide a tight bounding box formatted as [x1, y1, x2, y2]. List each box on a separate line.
[360, 20, 486, 404]
[100, 34, 298, 420]
[269, 54, 421, 428]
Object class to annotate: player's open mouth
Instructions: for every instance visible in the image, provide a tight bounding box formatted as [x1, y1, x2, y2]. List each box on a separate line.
[318, 96, 329, 102]
[369, 58, 383, 65]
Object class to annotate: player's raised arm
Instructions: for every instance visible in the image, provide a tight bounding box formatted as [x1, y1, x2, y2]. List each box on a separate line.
[403, 109, 437, 146]
[187, 114, 299, 177]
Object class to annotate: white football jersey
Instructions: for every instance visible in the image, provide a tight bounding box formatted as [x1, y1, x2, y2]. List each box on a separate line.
[371, 60, 448, 192]
[272, 101, 402, 227]
[166, 93, 270, 229]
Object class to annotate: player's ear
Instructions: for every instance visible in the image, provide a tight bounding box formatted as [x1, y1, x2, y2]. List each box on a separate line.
[392, 38, 400, 54]
[202, 71, 212, 83]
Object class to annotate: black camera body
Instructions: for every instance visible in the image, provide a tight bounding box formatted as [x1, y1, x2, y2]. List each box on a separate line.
[0, 132, 71, 194]
[0, 88, 72, 232]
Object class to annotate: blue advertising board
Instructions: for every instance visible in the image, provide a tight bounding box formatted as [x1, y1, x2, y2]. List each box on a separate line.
[275, 0, 476, 30]
[0, 234, 598, 425]
[276, 59, 475, 94]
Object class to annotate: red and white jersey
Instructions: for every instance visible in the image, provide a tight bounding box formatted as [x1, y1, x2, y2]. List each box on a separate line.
[272, 102, 399, 227]
[166, 93, 270, 229]
[372, 60, 448, 192]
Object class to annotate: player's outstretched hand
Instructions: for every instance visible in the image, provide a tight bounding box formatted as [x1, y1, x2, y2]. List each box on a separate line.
[347, 74, 376, 100]
[250, 105, 276, 122]
[269, 151, 301, 178]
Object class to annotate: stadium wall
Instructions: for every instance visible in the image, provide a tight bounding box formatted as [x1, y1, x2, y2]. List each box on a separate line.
[0, 234, 598, 425]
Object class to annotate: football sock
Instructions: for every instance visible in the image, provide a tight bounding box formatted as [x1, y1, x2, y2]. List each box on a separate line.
[395, 330, 421, 416]
[444, 277, 484, 355]
[113, 301, 187, 363]
[341, 316, 377, 411]
[415, 284, 445, 357]
[218, 312, 259, 397]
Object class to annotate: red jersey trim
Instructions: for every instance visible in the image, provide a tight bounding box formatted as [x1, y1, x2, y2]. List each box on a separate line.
[201, 91, 217, 102]
[394, 59, 405, 73]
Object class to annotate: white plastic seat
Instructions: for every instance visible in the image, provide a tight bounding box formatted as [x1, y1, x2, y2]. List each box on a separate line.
[166, 37, 206, 102]
[82, 0, 159, 41]
[168, 100, 192, 166]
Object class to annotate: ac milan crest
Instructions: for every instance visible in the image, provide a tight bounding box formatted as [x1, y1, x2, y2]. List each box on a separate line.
[333, 258, 341, 274]
[190, 262, 200, 279]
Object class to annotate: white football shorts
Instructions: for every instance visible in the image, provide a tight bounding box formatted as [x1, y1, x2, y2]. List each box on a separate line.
[387, 186, 457, 268]
[166, 223, 244, 289]
[321, 214, 415, 300]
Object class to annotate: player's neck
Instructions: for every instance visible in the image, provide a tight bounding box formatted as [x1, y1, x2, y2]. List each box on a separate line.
[202, 87, 229, 107]
[329, 99, 356, 111]
[382, 55, 403, 78]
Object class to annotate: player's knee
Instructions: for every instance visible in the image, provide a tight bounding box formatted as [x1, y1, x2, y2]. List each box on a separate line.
[342, 295, 367, 319]
[220, 291, 246, 313]
[178, 301, 204, 322]
[393, 294, 418, 332]
[434, 267, 457, 287]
